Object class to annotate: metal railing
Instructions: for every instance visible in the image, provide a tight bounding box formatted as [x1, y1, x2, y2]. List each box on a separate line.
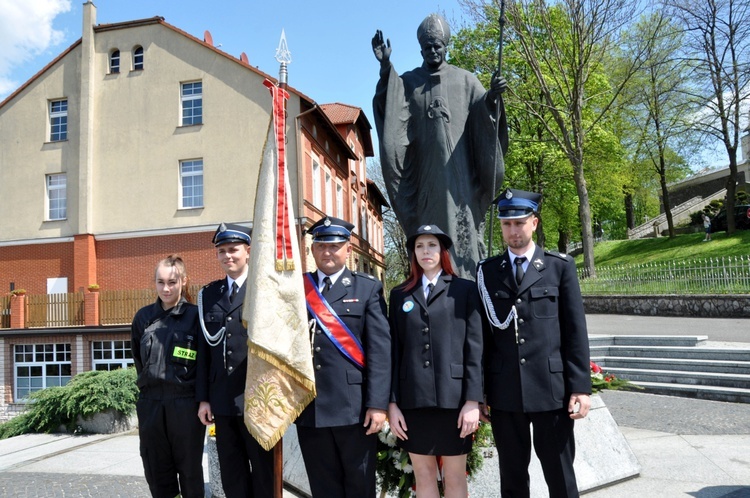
[578, 256, 750, 295]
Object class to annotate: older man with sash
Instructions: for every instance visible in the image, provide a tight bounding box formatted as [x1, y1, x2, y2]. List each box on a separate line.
[296, 216, 391, 498]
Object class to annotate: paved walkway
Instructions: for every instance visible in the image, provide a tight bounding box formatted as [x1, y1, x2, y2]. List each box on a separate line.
[0, 314, 748, 497]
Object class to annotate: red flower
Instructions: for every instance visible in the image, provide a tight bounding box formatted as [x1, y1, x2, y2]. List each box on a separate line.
[590, 361, 602, 373]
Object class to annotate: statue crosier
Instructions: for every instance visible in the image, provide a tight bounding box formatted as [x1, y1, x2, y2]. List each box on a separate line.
[372, 13, 508, 279]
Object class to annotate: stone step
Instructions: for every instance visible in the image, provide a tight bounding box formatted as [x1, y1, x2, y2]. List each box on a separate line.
[592, 356, 750, 375]
[590, 346, 750, 362]
[631, 381, 750, 404]
[589, 335, 708, 347]
[604, 367, 750, 390]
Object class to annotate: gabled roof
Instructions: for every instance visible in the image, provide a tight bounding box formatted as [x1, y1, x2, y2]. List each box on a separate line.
[366, 179, 390, 209]
[320, 103, 375, 158]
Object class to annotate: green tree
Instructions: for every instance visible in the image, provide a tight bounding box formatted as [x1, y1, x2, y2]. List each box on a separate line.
[457, 0, 659, 276]
[665, 0, 750, 235]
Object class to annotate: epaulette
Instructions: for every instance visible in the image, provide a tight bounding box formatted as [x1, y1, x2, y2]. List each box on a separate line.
[203, 279, 226, 291]
[352, 271, 376, 280]
[478, 254, 503, 266]
[544, 250, 571, 261]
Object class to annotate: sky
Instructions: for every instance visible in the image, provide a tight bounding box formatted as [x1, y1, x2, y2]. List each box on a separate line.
[0, 0, 468, 133]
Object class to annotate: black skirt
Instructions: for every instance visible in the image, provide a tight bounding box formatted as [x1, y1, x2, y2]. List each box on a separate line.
[398, 408, 473, 456]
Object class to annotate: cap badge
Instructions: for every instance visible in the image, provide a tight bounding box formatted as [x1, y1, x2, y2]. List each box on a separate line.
[424, 225, 432, 231]
[402, 300, 415, 313]
[505, 190, 513, 199]
[219, 222, 227, 232]
[324, 218, 331, 227]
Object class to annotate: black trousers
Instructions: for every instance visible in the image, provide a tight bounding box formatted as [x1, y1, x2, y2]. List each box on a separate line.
[297, 423, 378, 498]
[491, 409, 579, 498]
[214, 414, 275, 498]
[136, 396, 206, 498]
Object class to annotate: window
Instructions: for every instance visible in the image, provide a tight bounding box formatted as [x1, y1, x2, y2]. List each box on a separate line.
[47, 173, 67, 220]
[351, 195, 357, 232]
[336, 183, 343, 218]
[14, 343, 72, 401]
[49, 99, 67, 142]
[361, 207, 368, 241]
[181, 81, 203, 126]
[92, 341, 133, 371]
[133, 46, 144, 70]
[180, 159, 203, 208]
[312, 157, 321, 208]
[109, 50, 120, 73]
[325, 170, 332, 212]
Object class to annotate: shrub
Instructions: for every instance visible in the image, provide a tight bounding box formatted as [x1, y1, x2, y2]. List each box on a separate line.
[0, 367, 138, 439]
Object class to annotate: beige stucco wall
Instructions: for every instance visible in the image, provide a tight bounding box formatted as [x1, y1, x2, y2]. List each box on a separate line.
[0, 21, 301, 242]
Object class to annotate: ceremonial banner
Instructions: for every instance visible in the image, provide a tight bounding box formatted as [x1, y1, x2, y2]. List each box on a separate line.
[242, 80, 315, 450]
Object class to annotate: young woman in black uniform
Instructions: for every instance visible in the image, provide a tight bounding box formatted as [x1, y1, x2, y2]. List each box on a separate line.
[131, 255, 205, 498]
[387, 225, 483, 498]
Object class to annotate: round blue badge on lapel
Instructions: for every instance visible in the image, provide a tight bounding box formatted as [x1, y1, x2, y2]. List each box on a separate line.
[402, 301, 414, 313]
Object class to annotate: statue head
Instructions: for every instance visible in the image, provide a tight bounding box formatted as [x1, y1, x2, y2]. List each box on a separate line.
[417, 13, 451, 46]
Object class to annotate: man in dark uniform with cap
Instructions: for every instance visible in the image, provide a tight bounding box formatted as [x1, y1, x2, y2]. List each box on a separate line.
[196, 223, 274, 498]
[296, 216, 391, 498]
[477, 190, 591, 498]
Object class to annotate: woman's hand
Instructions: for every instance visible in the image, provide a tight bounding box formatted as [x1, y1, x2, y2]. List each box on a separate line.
[458, 400, 480, 438]
[387, 402, 408, 440]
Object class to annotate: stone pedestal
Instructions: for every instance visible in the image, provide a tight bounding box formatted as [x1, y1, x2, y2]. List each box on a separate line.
[207, 436, 225, 498]
[281, 395, 639, 498]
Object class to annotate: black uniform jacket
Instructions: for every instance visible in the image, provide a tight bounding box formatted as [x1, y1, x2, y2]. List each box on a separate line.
[196, 278, 249, 416]
[296, 268, 391, 428]
[131, 297, 200, 398]
[479, 245, 591, 413]
[388, 273, 483, 409]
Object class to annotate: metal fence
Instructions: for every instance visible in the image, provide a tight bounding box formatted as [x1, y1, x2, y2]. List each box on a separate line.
[26, 292, 85, 328]
[578, 256, 750, 295]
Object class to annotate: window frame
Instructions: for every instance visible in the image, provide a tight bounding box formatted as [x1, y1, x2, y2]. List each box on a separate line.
[181, 81, 203, 126]
[336, 182, 344, 218]
[92, 340, 133, 371]
[324, 169, 332, 213]
[133, 46, 144, 71]
[109, 49, 120, 74]
[311, 156, 321, 208]
[49, 99, 68, 142]
[179, 159, 204, 209]
[46, 173, 67, 221]
[14, 343, 72, 402]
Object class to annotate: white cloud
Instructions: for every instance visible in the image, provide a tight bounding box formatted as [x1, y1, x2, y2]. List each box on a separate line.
[0, 0, 72, 96]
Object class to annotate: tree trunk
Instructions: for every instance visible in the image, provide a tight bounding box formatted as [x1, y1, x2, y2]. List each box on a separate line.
[573, 159, 596, 278]
[726, 149, 738, 234]
[624, 192, 634, 230]
[557, 229, 570, 254]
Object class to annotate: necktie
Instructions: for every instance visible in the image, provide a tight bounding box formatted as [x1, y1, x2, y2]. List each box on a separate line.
[322, 276, 332, 296]
[515, 257, 527, 285]
[426, 282, 434, 301]
[229, 282, 239, 303]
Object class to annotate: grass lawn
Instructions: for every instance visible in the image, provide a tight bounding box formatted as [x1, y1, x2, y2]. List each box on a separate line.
[574, 229, 750, 267]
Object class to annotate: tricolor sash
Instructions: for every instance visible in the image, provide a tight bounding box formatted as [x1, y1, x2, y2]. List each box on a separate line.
[304, 274, 366, 369]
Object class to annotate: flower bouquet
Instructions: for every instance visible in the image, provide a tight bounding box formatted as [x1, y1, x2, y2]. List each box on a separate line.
[376, 420, 494, 497]
[590, 361, 642, 392]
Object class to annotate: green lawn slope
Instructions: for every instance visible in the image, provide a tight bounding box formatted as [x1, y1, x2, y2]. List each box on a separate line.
[573, 230, 750, 267]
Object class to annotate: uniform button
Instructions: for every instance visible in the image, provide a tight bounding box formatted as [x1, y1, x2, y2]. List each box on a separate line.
[227, 317, 233, 321]
[518, 318, 524, 324]
[227, 333, 232, 338]
[520, 358, 526, 365]
[228, 366, 233, 371]
[516, 298, 522, 304]
[422, 327, 429, 334]
[227, 350, 232, 355]
[315, 365, 321, 370]
[495, 291, 502, 298]
[544, 289, 549, 294]
[346, 308, 350, 312]
[519, 338, 526, 345]
[424, 344, 430, 350]
[316, 330, 322, 334]
[424, 361, 431, 367]
[315, 346, 321, 352]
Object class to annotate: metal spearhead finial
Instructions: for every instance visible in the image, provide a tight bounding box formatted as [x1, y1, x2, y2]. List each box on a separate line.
[275, 29, 292, 86]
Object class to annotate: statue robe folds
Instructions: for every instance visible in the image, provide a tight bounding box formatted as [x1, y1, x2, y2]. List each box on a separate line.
[374, 62, 508, 278]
